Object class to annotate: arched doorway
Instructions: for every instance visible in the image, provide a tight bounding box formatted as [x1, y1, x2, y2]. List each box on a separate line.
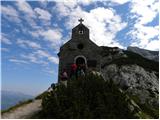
[74, 55, 87, 73]
[76, 57, 85, 65]
[74, 55, 87, 66]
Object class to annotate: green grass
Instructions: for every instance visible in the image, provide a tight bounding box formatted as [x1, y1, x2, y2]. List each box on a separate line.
[138, 111, 152, 119]
[129, 95, 159, 119]
[139, 103, 159, 119]
[1, 99, 33, 114]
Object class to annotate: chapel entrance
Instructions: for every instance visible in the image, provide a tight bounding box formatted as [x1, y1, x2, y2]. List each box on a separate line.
[76, 57, 85, 65]
[74, 56, 87, 73]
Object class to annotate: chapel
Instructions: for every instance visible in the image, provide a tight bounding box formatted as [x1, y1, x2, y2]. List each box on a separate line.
[57, 18, 121, 81]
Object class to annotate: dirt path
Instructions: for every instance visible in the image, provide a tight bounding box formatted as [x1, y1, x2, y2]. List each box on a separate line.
[1, 99, 42, 119]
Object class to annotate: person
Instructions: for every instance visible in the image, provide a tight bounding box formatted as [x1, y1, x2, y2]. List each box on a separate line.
[81, 69, 85, 76]
[51, 83, 56, 89]
[76, 65, 81, 78]
[70, 63, 77, 78]
[60, 69, 68, 86]
[81, 63, 86, 73]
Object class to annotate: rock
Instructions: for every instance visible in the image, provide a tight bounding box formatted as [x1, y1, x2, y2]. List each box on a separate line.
[91, 71, 102, 76]
[101, 64, 159, 108]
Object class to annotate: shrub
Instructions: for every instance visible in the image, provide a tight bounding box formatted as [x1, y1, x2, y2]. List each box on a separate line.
[41, 74, 138, 119]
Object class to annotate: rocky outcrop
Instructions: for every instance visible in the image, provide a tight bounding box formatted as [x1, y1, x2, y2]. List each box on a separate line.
[101, 64, 159, 109]
[127, 46, 159, 62]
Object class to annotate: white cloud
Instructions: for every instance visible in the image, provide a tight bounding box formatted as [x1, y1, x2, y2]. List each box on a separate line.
[48, 56, 59, 64]
[30, 29, 62, 51]
[35, 50, 59, 64]
[1, 33, 12, 45]
[77, 0, 92, 6]
[16, 0, 36, 18]
[17, 39, 41, 49]
[34, 8, 52, 21]
[1, 48, 9, 52]
[145, 40, 159, 51]
[86, 7, 127, 47]
[9, 59, 29, 64]
[35, 50, 49, 57]
[55, 0, 129, 9]
[21, 49, 59, 65]
[41, 29, 62, 41]
[21, 53, 38, 63]
[30, 29, 62, 42]
[1, 5, 21, 23]
[1, 5, 19, 17]
[54, 2, 71, 17]
[110, 0, 130, 4]
[16, 0, 38, 28]
[130, 0, 158, 25]
[54, 1, 158, 50]
[56, 2, 127, 48]
[128, 0, 159, 50]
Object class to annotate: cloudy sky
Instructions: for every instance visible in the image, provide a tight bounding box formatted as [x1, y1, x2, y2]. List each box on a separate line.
[1, 0, 159, 96]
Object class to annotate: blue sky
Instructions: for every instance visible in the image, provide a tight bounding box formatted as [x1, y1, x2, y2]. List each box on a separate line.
[1, 0, 159, 96]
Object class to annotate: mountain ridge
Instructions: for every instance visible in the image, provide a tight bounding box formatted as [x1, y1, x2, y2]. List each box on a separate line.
[1, 90, 33, 110]
[127, 46, 159, 62]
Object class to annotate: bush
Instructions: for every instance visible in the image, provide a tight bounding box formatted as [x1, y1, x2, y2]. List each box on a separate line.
[41, 74, 138, 119]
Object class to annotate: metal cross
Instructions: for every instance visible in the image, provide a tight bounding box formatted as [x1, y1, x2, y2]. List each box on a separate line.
[78, 18, 84, 24]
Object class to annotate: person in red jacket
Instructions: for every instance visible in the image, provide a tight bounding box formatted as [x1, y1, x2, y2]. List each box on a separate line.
[71, 63, 77, 79]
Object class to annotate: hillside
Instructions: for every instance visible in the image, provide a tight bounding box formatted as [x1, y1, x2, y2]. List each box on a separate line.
[36, 74, 141, 118]
[38, 49, 158, 119]
[127, 46, 159, 62]
[1, 49, 159, 119]
[34, 73, 158, 118]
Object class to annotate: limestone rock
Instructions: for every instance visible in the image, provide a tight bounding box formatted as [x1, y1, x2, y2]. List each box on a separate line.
[101, 64, 159, 108]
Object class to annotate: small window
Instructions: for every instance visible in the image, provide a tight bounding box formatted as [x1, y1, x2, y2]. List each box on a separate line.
[77, 43, 84, 49]
[78, 27, 84, 34]
[79, 30, 84, 34]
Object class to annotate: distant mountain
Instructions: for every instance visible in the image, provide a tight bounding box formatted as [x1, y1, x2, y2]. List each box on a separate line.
[1, 90, 33, 110]
[127, 46, 159, 62]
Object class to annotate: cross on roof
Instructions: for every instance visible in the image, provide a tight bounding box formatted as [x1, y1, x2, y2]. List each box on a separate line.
[78, 18, 84, 24]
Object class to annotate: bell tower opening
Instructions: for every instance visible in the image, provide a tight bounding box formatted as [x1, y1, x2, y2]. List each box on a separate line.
[78, 27, 84, 34]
